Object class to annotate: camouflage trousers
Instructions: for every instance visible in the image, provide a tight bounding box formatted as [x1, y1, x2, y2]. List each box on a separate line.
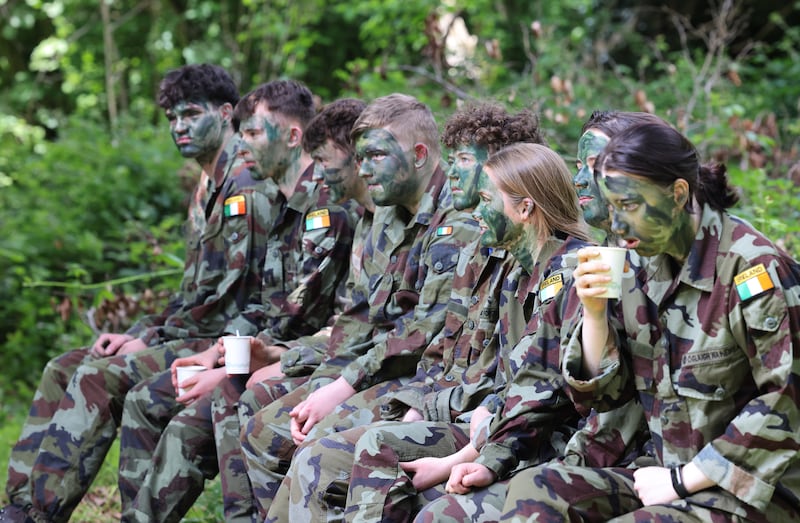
[242, 378, 408, 521]
[119, 371, 310, 523]
[5, 347, 93, 507]
[273, 420, 470, 523]
[7, 338, 204, 523]
[412, 480, 508, 523]
[496, 460, 800, 523]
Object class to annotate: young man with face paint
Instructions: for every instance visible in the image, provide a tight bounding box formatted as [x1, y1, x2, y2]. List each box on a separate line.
[116, 87, 365, 523]
[509, 122, 800, 522]
[227, 93, 479, 521]
[1, 64, 277, 523]
[265, 103, 548, 521]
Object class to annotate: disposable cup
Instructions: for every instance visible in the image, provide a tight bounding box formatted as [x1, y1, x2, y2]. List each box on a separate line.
[176, 365, 206, 396]
[594, 246, 627, 299]
[223, 335, 252, 374]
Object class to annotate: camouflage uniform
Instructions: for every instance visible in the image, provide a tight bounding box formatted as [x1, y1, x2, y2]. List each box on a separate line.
[5, 137, 276, 523]
[501, 206, 800, 522]
[274, 236, 588, 523]
[240, 167, 479, 520]
[118, 164, 360, 522]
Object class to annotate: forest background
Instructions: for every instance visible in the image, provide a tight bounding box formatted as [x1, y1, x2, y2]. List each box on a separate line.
[1, 0, 799, 519]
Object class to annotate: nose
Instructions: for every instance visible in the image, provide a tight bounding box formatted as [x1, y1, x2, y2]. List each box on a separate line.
[574, 167, 589, 188]
[358, 159, 372, 178]
[312, 163, 325, 182]
[610, 213, 629, 235]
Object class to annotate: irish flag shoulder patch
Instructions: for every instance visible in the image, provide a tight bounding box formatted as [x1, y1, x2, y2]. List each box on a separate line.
[733, 263, 774, 301]
[539, 273, 564, 302]
[436, 225, 453, 236]
[306, 208, 331, 231]
[224, 195, 246, 217]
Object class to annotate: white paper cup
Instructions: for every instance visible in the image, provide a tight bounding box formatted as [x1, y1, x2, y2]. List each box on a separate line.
[176, 365, 206, 396]
[594, 246, 627, 299]
[223, 335, 252, 374]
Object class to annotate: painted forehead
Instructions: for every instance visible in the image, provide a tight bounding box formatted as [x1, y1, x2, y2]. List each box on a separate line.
[356, 128, 403, 148]
[600, 170, 659, 195]
[577, 130, 609, 160]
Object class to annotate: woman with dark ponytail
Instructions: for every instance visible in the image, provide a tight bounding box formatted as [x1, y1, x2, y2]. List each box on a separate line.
[499, 122, 800, 522]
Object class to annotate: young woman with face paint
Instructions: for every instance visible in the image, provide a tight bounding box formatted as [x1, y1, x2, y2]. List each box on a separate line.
[515, 122, 800, 522]
[364, 142, 602, 523]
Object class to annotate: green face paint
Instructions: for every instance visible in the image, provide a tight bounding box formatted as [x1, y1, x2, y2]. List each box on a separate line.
[355, 128, 419, 208]
[600, 171, 692, 257]
[575, 130, 610, 228]
[311, 140, 360, 204]
[166, 100, 227, 160]
[239, 106, 291, 180]
[472, 167, 524, 249]
[446, 143, 488, 211]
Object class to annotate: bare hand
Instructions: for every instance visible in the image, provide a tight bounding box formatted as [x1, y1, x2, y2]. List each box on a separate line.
[246, 361, 284, 388]
[402, 408, 423, 422]
[170, 347, 220, 391]
[573, 248, 614, 319]
[445, 462, 495, 495]
[176, 367, 226, 405]
[117, 338, 148, 355]
[289, 377, 355, 445]
[400, 457, 453, 491]
[91, 333, 134, 357]
[633, 466, 679, 506]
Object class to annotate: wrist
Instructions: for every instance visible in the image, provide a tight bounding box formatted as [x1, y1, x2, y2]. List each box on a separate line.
[670, 464, 690, 498]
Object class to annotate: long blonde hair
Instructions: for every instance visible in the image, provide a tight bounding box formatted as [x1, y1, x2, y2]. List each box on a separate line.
[485, 142, 591, 252]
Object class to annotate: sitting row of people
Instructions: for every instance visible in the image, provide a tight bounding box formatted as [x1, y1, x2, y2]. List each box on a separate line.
[2, 62, 798, 523]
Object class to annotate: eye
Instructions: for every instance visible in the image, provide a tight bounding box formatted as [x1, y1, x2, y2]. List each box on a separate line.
[621, 202, 639, 212]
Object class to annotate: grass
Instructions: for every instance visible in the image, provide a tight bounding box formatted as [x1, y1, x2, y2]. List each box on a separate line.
[1, 397, 224, 522]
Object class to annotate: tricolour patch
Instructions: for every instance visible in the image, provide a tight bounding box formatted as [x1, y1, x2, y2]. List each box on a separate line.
[224, 195, 246, 217]
[733, 263, 774, 301]
[437, 225, 453, 236]
[306, 208, 331, 230]
[539, 273, 563, 302]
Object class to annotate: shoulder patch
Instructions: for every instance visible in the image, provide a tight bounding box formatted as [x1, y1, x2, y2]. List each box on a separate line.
[306, 208, 331, 230]
[734, 263, 774, 301]
[539, 273, 563, 302]
[437, 225, 453, 236]
[224, 195, 246, 217]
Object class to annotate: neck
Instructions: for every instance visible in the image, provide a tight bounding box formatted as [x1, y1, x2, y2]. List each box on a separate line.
[508, 225, 538, 274]
[196, 129, 233, 180]
[401, 168, 434, 216]
[666, 200, 701, 264]
[279, 150, 311, 199]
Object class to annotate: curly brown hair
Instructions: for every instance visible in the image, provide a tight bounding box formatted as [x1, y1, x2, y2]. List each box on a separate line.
[442, 103, 545, 153]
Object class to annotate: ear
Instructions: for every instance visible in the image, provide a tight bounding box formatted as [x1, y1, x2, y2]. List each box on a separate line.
[672, 178, 690, 209]
[519, 197, 535, 221]
[413, 143, 429, 169]
[219, 103, 234, 127]
[288, 126, 303, 148]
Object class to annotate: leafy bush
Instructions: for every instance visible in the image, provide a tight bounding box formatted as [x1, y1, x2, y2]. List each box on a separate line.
[0, 114, 189, 393]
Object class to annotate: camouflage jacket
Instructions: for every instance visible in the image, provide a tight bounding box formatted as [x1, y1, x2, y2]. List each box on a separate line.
[472, 235, 593, 480]
[380, 241, 530, 422]
[237, 163, 359, 343]
[279, 207, 375, 377]
[126, 136, 278, 345]
[310, 167, 481, 391]
[563, 205, 800, 512]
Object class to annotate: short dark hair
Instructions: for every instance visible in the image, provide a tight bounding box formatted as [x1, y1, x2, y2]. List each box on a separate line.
[234, 80, 316, 128]
[302, 98, 366, 155]
[442, 103, 545, 153]
[157, 64, 239, 109]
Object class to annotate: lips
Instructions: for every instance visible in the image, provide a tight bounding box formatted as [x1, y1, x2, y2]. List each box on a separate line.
[623, 238, 640, 249]
[176, 137, 192, 145]
[578, 195, 593, 206]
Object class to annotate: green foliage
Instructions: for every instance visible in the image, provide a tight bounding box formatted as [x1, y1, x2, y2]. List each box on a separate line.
[0, 113, 187, 389]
